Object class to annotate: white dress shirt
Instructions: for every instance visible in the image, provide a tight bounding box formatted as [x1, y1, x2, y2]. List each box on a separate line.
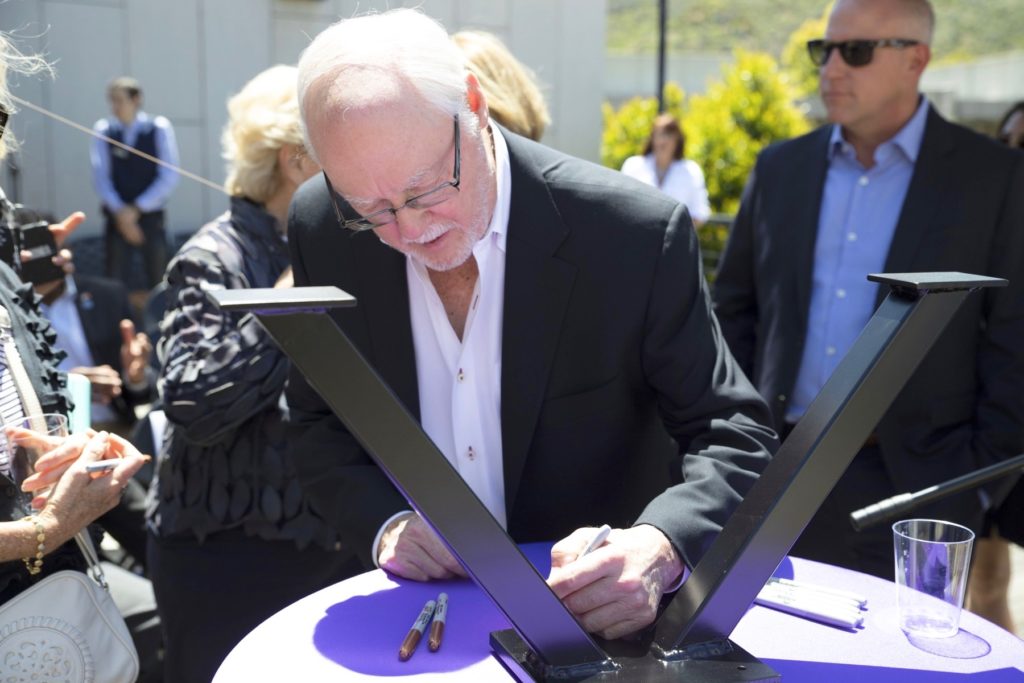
[372, 124, 512, 561]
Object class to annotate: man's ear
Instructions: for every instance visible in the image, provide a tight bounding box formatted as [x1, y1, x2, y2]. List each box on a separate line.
[908, 43, 930, 77]
[465, 72, 489, 129]
[277, 144, 306, 187]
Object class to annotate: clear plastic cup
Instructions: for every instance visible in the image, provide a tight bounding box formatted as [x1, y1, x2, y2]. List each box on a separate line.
[1, 413, 69, 509]
[893, 518, 975, 638]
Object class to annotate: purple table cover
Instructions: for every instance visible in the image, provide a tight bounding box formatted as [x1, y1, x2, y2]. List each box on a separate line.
[215, 544, 1024, 682]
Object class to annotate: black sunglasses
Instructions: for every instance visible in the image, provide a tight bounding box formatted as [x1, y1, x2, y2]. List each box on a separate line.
[807, 38, 920, 68]
[0, 106, 8, 142]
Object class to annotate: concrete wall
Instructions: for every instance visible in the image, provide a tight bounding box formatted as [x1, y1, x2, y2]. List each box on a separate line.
[1, 0, 607, 238]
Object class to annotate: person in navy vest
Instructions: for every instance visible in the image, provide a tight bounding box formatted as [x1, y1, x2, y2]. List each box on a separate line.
[90, 76, 179, 291]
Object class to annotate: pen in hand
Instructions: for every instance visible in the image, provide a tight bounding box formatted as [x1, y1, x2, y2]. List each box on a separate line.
[398, 599, 436, 661]
[428, 592, 448, 652]
[579, 524, 612, 559]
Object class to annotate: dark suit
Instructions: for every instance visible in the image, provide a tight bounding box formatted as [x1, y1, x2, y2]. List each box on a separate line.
[286, 129, 777, 571]
[714, 106, 1024, 574]
[71, 273, 155, 426]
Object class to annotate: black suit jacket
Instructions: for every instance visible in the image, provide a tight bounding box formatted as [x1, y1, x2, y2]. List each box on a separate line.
[71, 273, 154, 422]
[714, 106, 1024, 512]
[285, 129, 777, 570]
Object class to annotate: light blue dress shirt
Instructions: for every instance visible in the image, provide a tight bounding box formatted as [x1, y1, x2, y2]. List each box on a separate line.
[40, 276, 118, 423]
[90, 111, 180, 213]
[786, 98, 931, 422]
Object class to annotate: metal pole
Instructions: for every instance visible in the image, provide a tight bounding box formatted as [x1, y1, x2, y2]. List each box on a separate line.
[657, 0, 667, 112]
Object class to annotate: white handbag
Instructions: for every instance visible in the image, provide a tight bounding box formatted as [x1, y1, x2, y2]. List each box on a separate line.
[0, 531, 139, 682]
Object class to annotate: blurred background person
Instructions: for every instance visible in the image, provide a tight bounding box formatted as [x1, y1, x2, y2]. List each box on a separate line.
[714, 0, 1024, 582]
[0, 32, 153, 679]
[90, 76, 179, 296]
[16, 210, 156, 573]
[17, 206, 156, 442]
[147, 64, 356, 683]
[453, 29, 550, 142]
[620, 113, 711, 226]
[964, 98, 1024, 633]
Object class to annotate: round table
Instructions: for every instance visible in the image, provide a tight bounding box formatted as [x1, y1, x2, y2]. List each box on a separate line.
[215, 544, 1024, 682]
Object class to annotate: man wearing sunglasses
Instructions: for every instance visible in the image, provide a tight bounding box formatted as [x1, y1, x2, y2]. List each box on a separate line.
[284, 8, 777, 640]
[714, 0, 1024, 579]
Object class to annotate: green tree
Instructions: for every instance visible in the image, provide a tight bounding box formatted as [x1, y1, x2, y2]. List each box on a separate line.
[686, 50, 810, 214]
[607, 0, 1024, 61]
[780, 5, 830, 100]
[602, 53, 808, 214]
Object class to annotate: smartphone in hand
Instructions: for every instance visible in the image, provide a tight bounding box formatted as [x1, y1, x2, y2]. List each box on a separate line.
[17, 221, 64, 285]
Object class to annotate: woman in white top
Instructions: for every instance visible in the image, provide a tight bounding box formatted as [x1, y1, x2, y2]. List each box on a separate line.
[621, 113, 711, 226]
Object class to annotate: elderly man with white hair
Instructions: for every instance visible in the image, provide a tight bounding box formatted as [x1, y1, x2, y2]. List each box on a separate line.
[286, 8, 776, 641]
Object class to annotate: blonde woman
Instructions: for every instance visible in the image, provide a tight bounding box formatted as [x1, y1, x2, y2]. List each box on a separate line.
[453, 30, 550, 141]
[148, 65, 356, 682]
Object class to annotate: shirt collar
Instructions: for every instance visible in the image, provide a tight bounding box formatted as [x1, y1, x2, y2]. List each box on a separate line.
[477, 123, 511, 256]
[113, 110, 150, 130]
[828, 96, 930, 163]
[61, 274, 78, 301]
[39, 275, 76, 315]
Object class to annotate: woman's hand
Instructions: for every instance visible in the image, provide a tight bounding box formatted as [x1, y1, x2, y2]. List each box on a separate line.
[22, 432, 149, 547]
[48, 211, 85, 248]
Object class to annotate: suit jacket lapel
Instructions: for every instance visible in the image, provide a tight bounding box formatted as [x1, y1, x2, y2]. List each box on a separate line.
[351, 236, 420, 419]
[876, 106, 956, 306]
[499, 134, 576, 515]
[793, 129, 832, 326]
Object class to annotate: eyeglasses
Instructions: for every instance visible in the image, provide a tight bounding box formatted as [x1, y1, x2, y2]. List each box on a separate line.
[0, 106, 8, 142]
[807, 38, 920, 68]
[326, 116, 461, 232]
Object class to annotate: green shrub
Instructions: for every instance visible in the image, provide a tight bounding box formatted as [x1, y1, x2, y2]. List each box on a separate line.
[780, 6, 830, 100]
[686, 50, 811, 214]
[601, 51, 810, 216]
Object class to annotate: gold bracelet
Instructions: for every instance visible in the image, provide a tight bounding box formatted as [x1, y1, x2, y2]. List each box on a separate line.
[22, 516, 45, 576]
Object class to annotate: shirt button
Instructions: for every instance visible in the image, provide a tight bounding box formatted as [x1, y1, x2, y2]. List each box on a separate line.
[826, 346, 837, 356]
[847, 232, 858, 242]
[467, 446, 475, 461]
[457, 368, 465, 383]
[858, 176, 869, 186]
[836, 289, 846, 299]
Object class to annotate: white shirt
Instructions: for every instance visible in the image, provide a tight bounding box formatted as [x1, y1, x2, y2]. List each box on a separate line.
[372, 124, 512, 560]
[621, 154, 711, 222]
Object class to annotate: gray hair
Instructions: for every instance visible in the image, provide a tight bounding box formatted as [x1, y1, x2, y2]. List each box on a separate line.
[296, 8, 468, 162]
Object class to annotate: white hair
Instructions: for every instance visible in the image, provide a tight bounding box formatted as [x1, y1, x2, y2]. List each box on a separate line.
[297, 8, 469, 162]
